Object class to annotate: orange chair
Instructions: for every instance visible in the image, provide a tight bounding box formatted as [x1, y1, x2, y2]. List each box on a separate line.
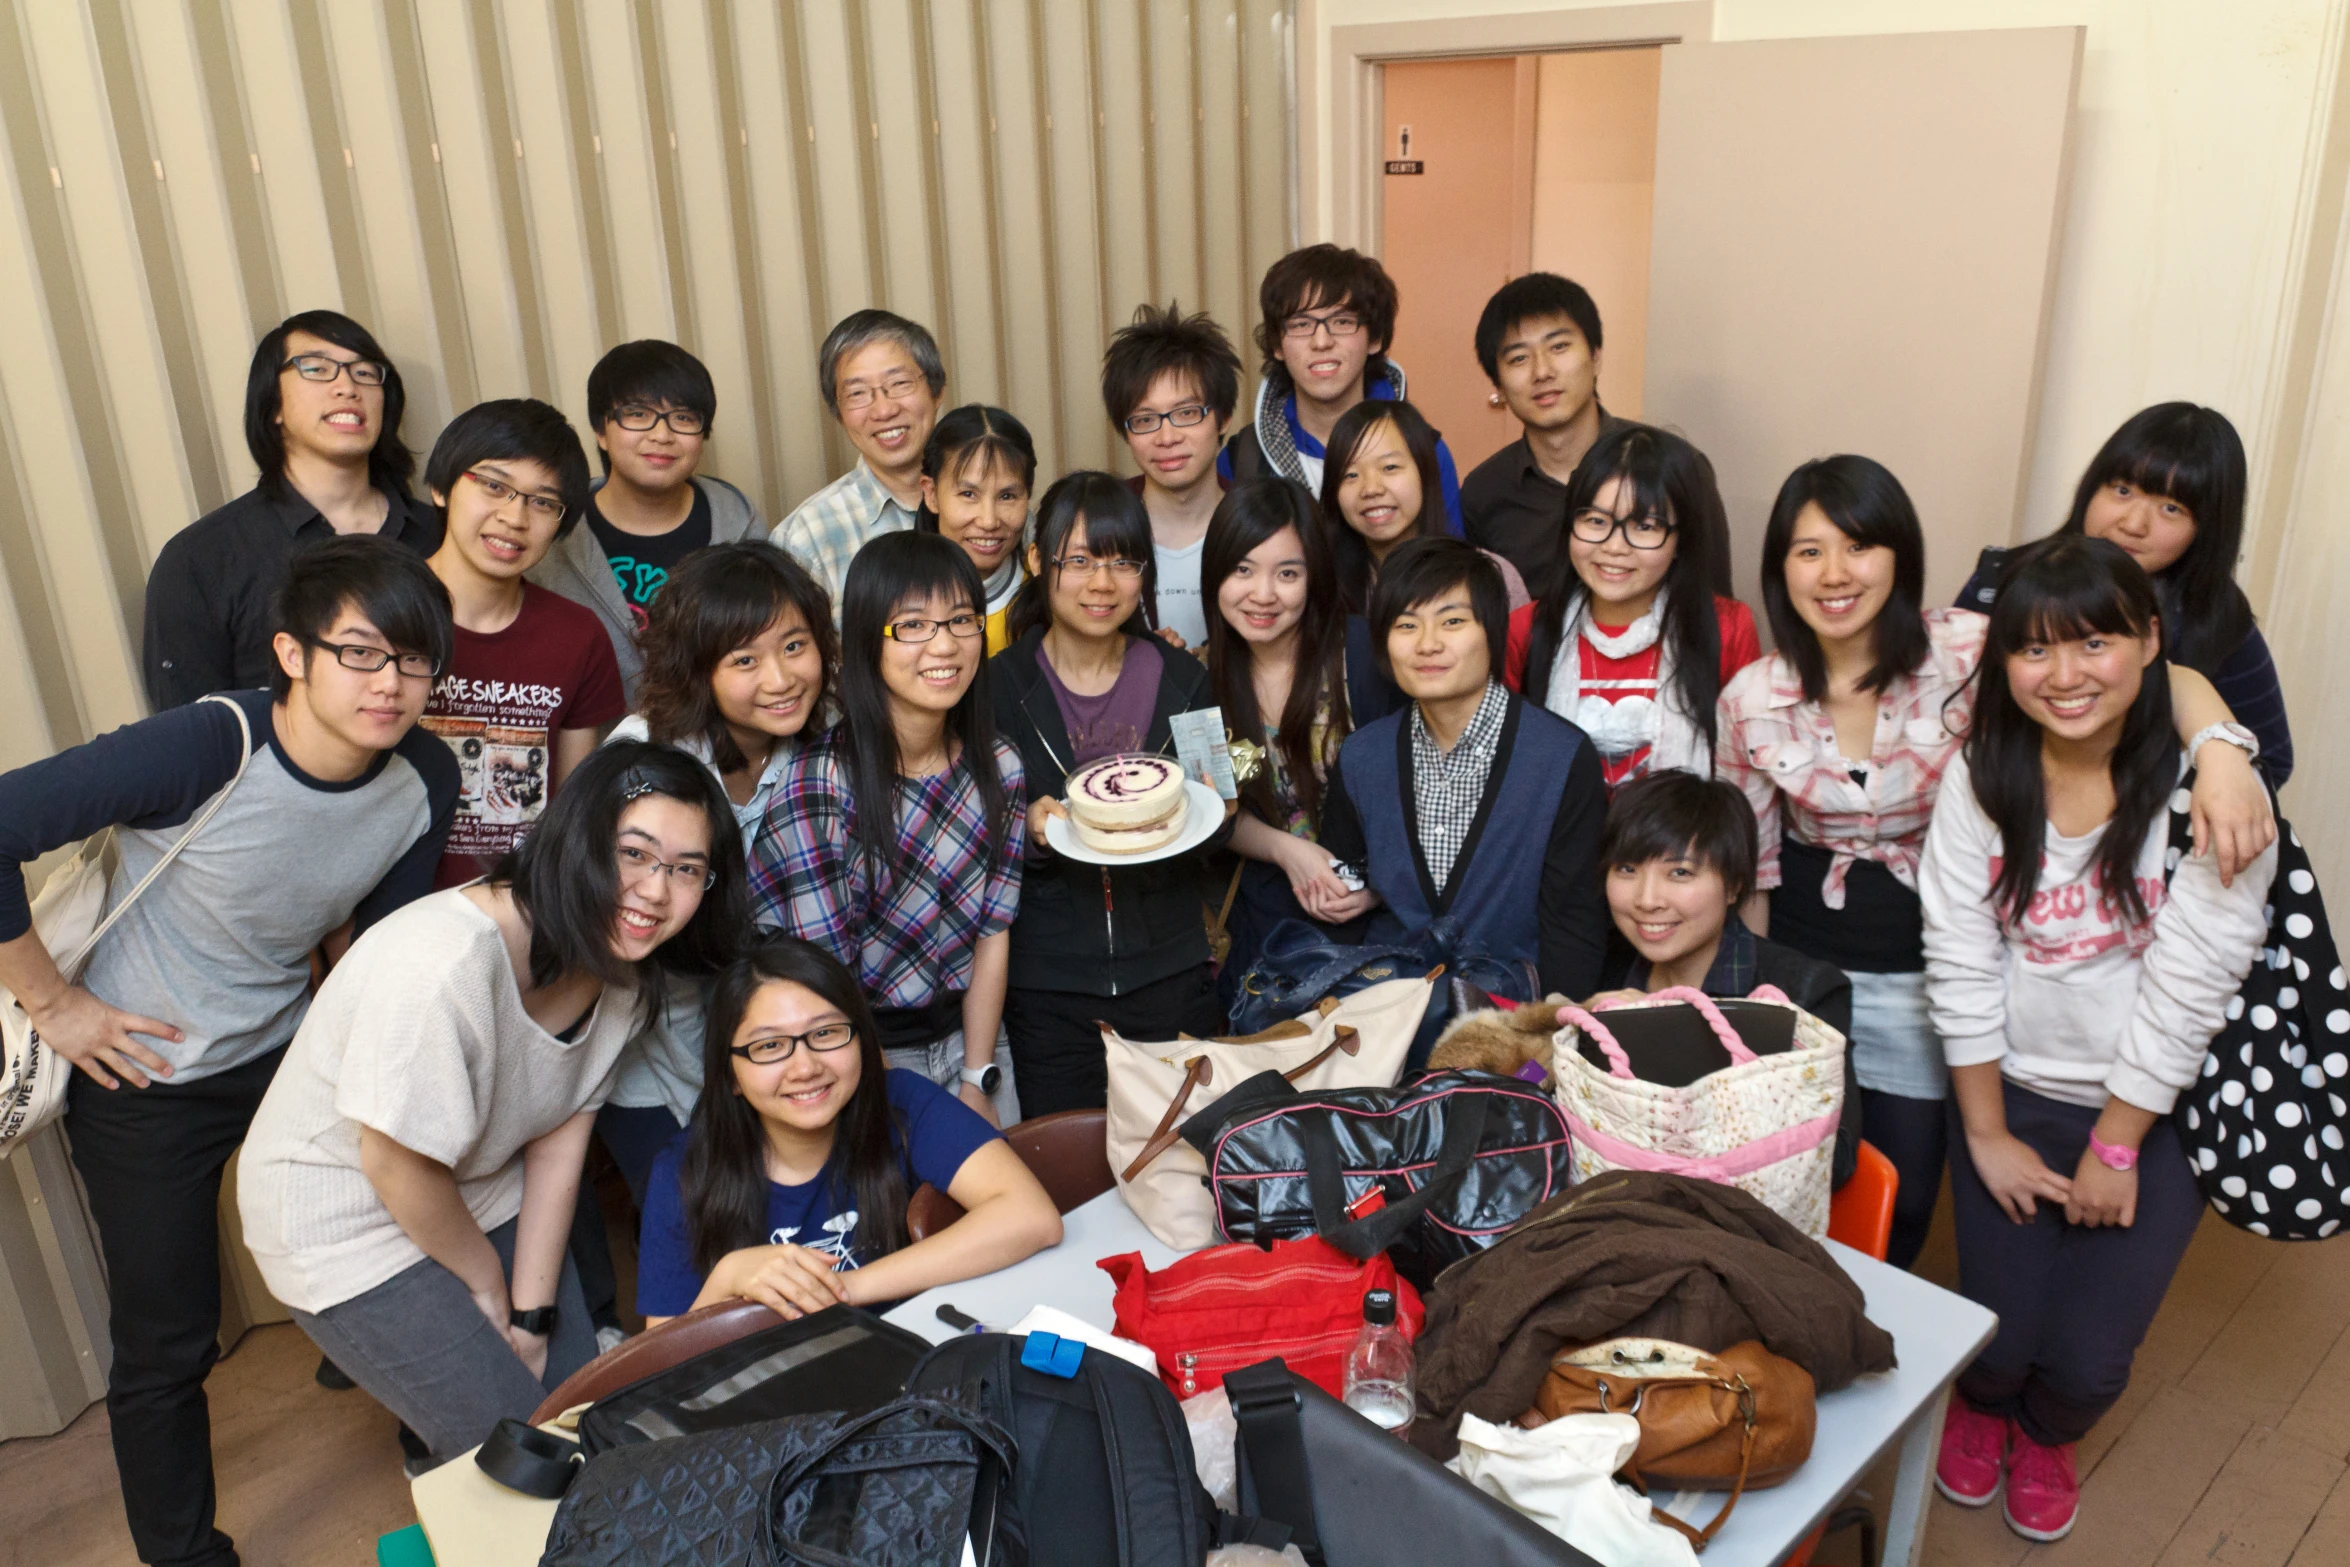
[907, 1107, 1114, 1239]
[1781, 1139, 1899, 1567]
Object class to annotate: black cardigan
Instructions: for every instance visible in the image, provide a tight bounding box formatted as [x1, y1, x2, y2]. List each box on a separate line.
[991, 630, 1232, 996]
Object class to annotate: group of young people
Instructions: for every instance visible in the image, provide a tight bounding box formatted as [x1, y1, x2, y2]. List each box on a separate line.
[0, 239, 2297, 1565]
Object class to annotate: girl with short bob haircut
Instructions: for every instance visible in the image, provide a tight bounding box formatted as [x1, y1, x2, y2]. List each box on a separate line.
[1507, 423, 1758, 789]
[1202, 478, 1364, 975]
[749, 531, 1024, 1126]
[1322, 399, 1528, 614]
[993, 471, 1230, 1114]
[603, 539, 835, 1196]
[917, 404, 1037, 654]
[1921, 534, 2275, 1543]
[238, 742, 746, 1467]
[1723, 455, 2274, 1268]
[637, 937, 1060, 1324]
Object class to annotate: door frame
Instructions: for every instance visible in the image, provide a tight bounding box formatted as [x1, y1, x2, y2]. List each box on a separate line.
[1313, 2, 1713, 255]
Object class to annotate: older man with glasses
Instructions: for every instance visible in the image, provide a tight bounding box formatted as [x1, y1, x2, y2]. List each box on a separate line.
[772, 309, 947, 617]
[143, 310, 441, 711]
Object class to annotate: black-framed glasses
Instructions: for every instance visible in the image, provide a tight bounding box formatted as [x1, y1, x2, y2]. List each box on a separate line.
[838, 374, 924, 413]
[1569, 509, 1675, 550]
[609, 404, 708, 436]
[728, 1021, 858, 1065]
[464, 469, 569, 524]
[281, 352, 388, 386]
[303, 637, 441, 679]
[1280, 308, 1364, 339]
[883, 612, 985, 643]
[1051, 553, 1146, 580]
[616, 844, 712, 890]
[1122, 404, 1212, 435]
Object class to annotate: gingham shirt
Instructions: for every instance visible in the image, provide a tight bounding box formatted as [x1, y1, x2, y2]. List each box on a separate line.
[772, 461, 919, 614]
[1408, 681, 1510, 895]
[1715, 608, 1985, 909]
[747, 728, 1027, 1009]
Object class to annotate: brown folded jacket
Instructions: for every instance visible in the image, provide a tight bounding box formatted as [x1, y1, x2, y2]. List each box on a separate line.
[1409, 1171, 1897, 1460]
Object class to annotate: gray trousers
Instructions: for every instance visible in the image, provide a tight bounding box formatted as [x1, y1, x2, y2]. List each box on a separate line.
[289, 1216, 595, 1469]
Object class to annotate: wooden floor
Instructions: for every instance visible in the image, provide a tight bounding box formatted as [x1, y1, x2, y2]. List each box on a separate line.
[6, 1192, 2350, 1566]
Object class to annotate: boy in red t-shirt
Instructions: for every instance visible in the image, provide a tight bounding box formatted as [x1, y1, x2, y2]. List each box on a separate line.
[422, 401, 626, 889]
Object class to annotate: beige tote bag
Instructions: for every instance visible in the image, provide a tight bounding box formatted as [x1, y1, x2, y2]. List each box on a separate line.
[1106, 971, 1436, 1250]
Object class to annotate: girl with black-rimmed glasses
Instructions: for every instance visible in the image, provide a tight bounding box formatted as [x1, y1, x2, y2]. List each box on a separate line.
[636, 937, 1059, 1325]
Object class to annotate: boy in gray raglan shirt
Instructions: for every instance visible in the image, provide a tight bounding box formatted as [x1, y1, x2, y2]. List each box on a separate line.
[0, 536, 457, 1567]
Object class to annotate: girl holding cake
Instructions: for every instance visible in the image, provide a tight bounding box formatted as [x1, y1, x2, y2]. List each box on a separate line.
[991, 472, 1232, 1114]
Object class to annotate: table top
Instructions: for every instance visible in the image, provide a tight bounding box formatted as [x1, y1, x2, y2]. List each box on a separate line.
[417, 1189, 1993, 1567]
[886, 1192, 1997, 1567]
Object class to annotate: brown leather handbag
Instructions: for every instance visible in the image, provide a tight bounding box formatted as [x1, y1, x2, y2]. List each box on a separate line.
[1527, 1337, 1816, 1549]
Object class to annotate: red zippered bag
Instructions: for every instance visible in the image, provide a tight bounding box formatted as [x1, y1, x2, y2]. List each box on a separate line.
[1098, 1225, 1424, 1400]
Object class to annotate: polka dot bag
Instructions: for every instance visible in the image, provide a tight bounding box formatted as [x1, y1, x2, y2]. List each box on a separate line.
[2170, 782, 2350, 1239]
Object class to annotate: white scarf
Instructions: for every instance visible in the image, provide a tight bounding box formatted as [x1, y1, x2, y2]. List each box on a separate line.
[1544, 588, 1713, 775]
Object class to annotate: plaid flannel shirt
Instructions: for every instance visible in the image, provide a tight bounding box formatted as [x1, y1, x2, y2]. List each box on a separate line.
[747, 729, 1027, 1008]
[772, 461, 918, 614]
[1715, 607, 1985, 909]
[1408, 681, 1510, 895]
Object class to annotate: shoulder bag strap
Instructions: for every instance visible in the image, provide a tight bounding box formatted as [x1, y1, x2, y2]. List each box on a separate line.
[763, 1397, 1015, 1567]
[1303, 1085, 1492, 1260]
[59, 694, 255, 975]
[1224, 1360, 1325, 1567]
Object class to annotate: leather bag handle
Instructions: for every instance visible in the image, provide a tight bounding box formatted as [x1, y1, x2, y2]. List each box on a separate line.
[1622, 1376, 1758, 1552]
[1120, 1026, 1363, 1184]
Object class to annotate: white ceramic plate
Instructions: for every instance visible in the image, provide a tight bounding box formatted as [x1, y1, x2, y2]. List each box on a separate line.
[1044, 779, 1225, 866]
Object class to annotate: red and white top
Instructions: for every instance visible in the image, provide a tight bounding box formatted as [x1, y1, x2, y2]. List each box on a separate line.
[1504, 594, 1760, 788]
[1716, 608, 1985, 909]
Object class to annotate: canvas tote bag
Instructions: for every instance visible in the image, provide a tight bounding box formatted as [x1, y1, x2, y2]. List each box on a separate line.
[1107, 970, 1435, 1249]
[1551, 986, 1846, 1236]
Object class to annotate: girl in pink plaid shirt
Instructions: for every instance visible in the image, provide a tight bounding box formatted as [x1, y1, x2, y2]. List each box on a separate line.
[1718, 456, 2273, 1266]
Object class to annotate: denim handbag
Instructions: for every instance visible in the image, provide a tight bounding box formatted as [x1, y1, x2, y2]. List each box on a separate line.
[1225, 916, 1539, 1070]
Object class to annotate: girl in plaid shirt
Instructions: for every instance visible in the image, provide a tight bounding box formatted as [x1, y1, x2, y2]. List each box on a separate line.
[1719, 455, 2274, 1266]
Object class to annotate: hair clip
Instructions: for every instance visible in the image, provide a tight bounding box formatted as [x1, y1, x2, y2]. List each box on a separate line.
[621, 772, 659, 801]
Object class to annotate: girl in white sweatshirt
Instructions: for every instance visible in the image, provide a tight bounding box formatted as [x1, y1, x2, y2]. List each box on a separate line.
[1920, 533, 2273, 1544]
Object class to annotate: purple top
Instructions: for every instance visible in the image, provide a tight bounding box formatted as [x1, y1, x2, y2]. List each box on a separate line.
[1039, 636, 1164, 763]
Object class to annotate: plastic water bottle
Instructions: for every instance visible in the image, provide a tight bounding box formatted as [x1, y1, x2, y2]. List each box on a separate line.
[1341, 1288, 1415, 1435]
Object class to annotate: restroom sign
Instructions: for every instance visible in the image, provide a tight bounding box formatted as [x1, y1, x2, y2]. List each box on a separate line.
[1385, 160, 1424, 175]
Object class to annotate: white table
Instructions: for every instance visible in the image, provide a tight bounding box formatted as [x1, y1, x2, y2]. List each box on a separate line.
[885, 1192, 1995, 1567]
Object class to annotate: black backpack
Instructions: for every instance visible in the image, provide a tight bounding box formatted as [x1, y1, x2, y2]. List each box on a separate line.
[2168, 780, 2350, 1239]
[904, 1332, 1235, 1567]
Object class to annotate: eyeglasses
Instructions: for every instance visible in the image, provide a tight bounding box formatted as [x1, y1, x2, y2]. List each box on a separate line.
[616, 843, 712, 890]
[1281, 309, 1364, 340]
[1569, 509, 1675, 551]
[282, 353, 389, 386]
[464, 469, 569, 524]
[303, 637, 441, 679]
[838, 374, 925, 413]
[883, 612, 985, 643]
[1052, 553, 1146, 580]
[728, 1021, 859, 1065]
[1122, 404, 1212, 436]
[609, 404, 707, 436]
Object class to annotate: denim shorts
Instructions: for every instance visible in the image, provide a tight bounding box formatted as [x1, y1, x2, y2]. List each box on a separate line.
[1847, 969, 1947, 1100]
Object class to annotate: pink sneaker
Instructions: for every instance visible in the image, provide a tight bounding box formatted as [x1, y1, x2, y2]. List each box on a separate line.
[2003, 1433, 2080, 1542]
[1934, 1401, 2007, 1507]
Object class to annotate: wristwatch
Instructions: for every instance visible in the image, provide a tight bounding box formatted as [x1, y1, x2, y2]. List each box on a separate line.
[2087, 1132, 2138, 1172]
[961, 1062, 1002, 1095]
[509, 1304, 560, 1337]
[2188, 722, 2260, 763]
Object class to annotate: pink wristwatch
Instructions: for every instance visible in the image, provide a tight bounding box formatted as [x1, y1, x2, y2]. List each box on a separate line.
[2088, 1132, 2138, 1172]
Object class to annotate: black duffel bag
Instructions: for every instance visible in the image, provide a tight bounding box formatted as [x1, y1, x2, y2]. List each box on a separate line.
[1183, 1068, 1573, 1289]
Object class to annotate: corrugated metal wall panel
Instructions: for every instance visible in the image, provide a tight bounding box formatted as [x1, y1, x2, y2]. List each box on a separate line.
[0, 0, 1295, 762]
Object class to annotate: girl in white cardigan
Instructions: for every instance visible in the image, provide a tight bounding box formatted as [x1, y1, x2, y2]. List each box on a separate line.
[1920, 534, 2274, 1544]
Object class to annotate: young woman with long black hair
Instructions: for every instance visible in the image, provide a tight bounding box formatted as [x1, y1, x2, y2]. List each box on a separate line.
[993, 472, 1231, 1113]
[635, 937, 1059, 1324]
[237, 742, 745, 1469]
[1719, 456, 2271, 1267]
[1322, 398, 1528, 615]
[1960, 403, 2293, 781]
[1202, 478, 1374, 975]
[601, 540, 836, 1195]
[1505, 423, 1758, 789]
[917, 404, 1035, 654]
[749, 531, 1024, 1126]
[1922, 534, 2275, 1543]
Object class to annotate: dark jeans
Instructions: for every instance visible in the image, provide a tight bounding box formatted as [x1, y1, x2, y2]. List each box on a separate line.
[67, 1045, 286, 1567]
[1860, 1086, 1948, 1270]
[1006, 965, 1225, 1116]
[1947, 1078, 2204, 1446]
[596, 1102, 685, 1209]
[290, 1216, 595, 1468]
